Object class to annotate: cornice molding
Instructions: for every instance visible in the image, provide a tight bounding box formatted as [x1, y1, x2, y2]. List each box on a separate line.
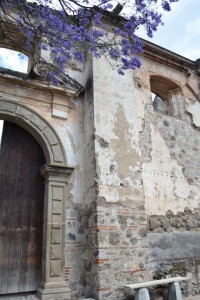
[40, 164, 74, 178]
[0, 65, 84, 97]
[142, 39, 197, 74]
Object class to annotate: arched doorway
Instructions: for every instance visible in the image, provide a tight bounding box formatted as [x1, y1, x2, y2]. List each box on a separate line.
[0, 121, 46, 294]
[0, 100, 73, 299]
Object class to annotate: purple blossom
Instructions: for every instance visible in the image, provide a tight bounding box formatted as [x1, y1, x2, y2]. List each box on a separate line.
[0, 0, 179, 83]
[162, 1, 171, 11]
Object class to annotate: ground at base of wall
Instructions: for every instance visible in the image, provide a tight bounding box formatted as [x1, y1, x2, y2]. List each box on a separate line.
[184, 297, 200, 300]
[146, 297, 200, 300]
[0, 294, 38, 300]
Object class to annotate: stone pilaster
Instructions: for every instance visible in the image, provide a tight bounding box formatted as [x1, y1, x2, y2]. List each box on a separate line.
[38, 164, 73, 300]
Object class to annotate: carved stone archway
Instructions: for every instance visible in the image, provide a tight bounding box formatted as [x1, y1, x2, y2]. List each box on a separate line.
[0, 99, 73, 299]
[0, 99, 67, 165]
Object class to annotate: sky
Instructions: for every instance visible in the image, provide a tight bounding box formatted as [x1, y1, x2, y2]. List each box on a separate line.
[0, 48, 28, 73]
[138, 0, 200, 60]
[0, 50, 28, 139]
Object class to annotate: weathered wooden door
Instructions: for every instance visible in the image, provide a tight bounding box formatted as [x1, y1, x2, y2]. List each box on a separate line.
[0, 121, 45, 294]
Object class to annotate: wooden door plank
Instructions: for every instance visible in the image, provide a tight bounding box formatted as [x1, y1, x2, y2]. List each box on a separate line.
[27, 151, 44, 291]
[30, 142, 44, 291]
[18, 123, 44, 292]
[0, 124, 8, 294]
[17, 127, 33, 292]
[0, 122, 45, 294]
[7, 123, 24, 293]
[0, 122, 19, 294]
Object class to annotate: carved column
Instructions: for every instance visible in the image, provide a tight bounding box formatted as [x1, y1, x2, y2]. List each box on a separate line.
[38, 164, 73, 300]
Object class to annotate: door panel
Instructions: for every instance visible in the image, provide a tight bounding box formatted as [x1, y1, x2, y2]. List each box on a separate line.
[0, 121, 45, 294]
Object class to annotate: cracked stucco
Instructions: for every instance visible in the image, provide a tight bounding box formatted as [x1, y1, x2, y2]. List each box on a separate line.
[142, 124, 200, 215]
[95, 103, 143, 204]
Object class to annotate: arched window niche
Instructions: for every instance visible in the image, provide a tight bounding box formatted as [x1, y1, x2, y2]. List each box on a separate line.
[0, 47, 29, 74]
[150, 75, 185, 120]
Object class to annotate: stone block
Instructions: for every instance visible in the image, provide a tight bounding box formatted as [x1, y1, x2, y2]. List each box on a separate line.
[149, 232, 200, 260]
[51, 144, 64, 162]
[51, 214, 61, 229]
[50, 245, 61, 260]
[52, 199, 62, 214]
[50, 260, 61, 277]
[52, 104, 69, 120]
[37, 285, 71, 300]
[0, 101, 16, 113]
[43, 127, 58, 145]
[30, 115, 47, 130]
[51, 229, 62, 244]
[16, 106, 32, 119]
[52, 187, 64, 201]
[168, 282, 182, 300]
[38, 293, 71, 300]
[135, 288, 150, 300]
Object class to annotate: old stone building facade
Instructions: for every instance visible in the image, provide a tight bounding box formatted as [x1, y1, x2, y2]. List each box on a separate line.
[1, 10, 200, 300]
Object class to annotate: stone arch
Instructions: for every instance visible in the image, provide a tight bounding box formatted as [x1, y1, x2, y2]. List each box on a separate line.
[0, 99, 67, 165]
[150, 75, 185, 119]
[150, 75, 183, 100]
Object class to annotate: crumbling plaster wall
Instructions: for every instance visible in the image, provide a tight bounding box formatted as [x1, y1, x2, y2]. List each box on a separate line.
[90, 57, 151, 300]
[136, 56, 200, 298]
[89, 53, 200, 299]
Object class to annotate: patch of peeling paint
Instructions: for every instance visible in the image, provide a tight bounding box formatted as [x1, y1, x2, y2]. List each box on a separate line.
[97, 104, 143, 204]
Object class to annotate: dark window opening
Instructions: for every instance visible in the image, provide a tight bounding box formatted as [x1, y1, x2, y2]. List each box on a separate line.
[150, 75, 183, 118]
[152, 92, 171, 115]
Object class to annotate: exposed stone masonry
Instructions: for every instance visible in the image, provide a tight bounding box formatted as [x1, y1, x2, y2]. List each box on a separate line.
[148, 208, 200, 233]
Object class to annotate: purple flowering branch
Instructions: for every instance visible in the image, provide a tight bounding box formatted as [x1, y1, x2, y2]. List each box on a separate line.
[0, 0, 179, 83]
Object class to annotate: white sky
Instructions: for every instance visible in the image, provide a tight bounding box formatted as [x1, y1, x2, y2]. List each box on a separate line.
[0, 49, 28, 142]
[137, 0, 200, 60]
[0, 48, 28, 73]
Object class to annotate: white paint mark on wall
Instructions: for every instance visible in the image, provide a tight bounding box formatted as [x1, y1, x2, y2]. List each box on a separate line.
[0, 120, 4, 144]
